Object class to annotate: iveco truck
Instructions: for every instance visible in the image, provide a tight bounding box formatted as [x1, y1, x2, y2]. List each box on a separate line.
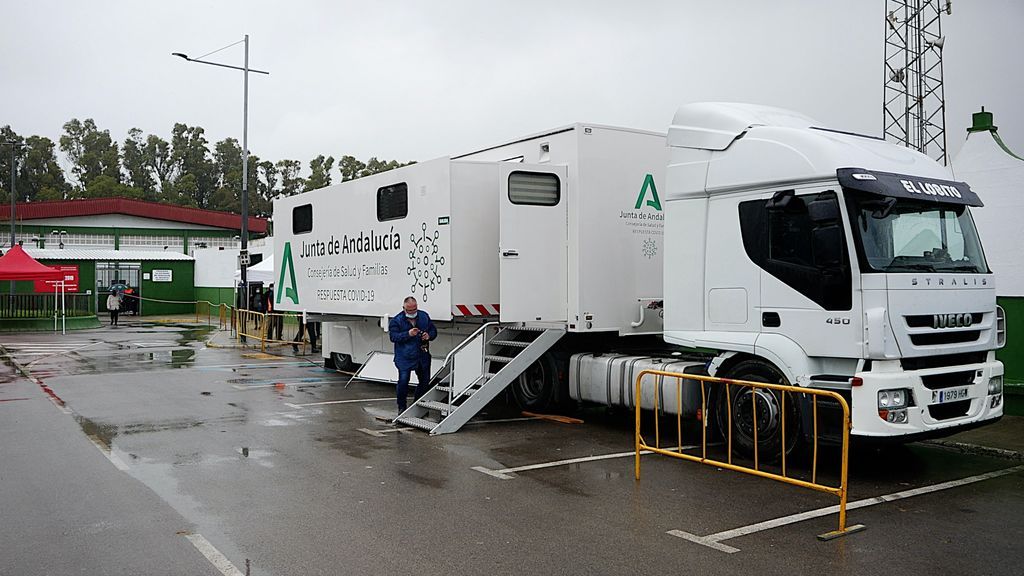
[273, 102, 1005, 449]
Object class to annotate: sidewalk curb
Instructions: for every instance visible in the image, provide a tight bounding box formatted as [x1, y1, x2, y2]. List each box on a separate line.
[922, 439, 1024, 461]
[0, 344, 71, 413]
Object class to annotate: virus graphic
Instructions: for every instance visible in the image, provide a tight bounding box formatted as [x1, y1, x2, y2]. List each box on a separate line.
[407, 222, 445, 302]
[642, 238, 658, 259]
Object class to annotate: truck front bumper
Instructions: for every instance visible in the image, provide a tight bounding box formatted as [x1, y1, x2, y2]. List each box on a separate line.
[850, 359, 1004, 439]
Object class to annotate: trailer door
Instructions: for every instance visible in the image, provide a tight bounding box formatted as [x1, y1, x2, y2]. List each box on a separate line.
[499, 164, 568, 322]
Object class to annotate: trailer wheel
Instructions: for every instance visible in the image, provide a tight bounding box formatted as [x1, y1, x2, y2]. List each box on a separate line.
[511, 354, 558, 411]
[330, 352, 355, 373]
[716, 359, 800, 459]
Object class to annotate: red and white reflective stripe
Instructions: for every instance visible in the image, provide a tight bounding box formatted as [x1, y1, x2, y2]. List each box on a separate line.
[452, 304, 500, 317]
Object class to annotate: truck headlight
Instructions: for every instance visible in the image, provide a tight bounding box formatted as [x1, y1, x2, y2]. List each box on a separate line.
[988, 375, 1003, 396]
[878, 388, 910, 409]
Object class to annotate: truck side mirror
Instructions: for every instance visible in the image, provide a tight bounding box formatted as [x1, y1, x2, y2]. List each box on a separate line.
[766, 190, 796, 211]
[808, 192, 840, 223]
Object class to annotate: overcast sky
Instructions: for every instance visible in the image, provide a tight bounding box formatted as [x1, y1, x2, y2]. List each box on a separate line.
[2, 0, 1021, 173]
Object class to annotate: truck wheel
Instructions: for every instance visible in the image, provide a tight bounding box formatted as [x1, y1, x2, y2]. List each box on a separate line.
[510, 354, 558, 411]
[330, 352, 355, 373]
[716, 359, 800, 459]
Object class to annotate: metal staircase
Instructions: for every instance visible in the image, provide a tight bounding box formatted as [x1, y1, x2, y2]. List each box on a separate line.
[394, 323, 565, 435]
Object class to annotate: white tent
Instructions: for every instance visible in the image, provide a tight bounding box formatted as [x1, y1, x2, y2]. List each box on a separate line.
[951, 108, 1024, 297]
[233, 255, 275, 285]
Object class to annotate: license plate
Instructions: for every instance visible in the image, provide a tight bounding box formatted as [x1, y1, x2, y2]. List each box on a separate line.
[931, 386, 970, 404]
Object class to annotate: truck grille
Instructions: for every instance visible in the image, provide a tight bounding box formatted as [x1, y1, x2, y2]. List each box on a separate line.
[928, 400, 971, 421]
[920, 370, 975, 390]
[910, 331, 981, 346]
[901, 352, 987, 371]
[905, 313, 984, 328]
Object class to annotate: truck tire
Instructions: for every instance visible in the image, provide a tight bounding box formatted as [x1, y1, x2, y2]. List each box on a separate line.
[330, 352, 355, 373]
[716, 359, 800, 459]
[510, 353, 559, 411]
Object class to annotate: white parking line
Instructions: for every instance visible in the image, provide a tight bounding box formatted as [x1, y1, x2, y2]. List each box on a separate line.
[358, 427, 416, 437]
[669, 463, 1024, 553]
[183, 533, 245, 576]
[196, 361, 310, 370]
[472, 447, 696, 480]
[285, 397, 394, 408]
[85, 434, 130, 471]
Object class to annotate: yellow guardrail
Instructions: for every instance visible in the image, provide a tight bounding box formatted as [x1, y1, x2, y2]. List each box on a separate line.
[633, 369, 864, 540]
[232, 309, 308, 354]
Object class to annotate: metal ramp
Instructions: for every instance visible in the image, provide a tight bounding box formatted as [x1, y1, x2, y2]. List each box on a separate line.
[394, 323, 565, 435]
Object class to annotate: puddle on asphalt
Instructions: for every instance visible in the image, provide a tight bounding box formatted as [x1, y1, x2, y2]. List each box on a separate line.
[72, 413, 250, 446]
[73, 413, 119, 448]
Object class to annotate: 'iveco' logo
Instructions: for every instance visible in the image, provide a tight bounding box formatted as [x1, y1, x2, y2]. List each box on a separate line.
[933, 313, 974, 329]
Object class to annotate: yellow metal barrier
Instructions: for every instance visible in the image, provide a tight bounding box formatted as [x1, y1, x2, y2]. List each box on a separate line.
[232, 309, 307, 354]
[234, 309, 268, 351]
[633, 369, 864, 540]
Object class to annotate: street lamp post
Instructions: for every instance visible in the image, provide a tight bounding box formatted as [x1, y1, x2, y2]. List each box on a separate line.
[173, 36, 269, 312]
[3, 140, 22, 297]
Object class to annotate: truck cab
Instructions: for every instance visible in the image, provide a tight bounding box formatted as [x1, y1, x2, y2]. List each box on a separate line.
[663, 103, 1004, 443]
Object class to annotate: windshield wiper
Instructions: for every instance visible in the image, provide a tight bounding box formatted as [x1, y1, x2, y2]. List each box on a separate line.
[938, 263, 982, 273]
[883, 263, 937, 272]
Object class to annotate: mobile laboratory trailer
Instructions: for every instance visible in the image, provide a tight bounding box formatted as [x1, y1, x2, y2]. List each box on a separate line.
[275, 103, 1005, 451]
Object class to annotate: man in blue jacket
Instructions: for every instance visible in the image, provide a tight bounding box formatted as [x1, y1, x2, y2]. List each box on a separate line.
[389, 296, 437, 413]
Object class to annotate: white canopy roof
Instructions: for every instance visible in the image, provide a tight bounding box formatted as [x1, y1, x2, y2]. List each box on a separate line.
[233, 255, 275, 284]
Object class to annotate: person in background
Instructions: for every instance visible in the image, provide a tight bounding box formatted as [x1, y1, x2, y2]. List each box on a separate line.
[292, 310, 319, 353]
[388, 296, 436, 413]
[106, 290, 121, 326]
[263, 284, 283, 341]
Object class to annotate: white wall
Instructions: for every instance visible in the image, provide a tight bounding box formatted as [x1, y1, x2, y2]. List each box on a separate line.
[952, 129, 1024, 297]
[193, 248, 240, 288]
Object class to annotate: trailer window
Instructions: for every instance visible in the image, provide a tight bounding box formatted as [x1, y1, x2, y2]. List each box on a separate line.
[292, 204, 313, 234]
[739, 191, 851, 311]
[377, 183, 408, 221]
[508, 172, 560, 206]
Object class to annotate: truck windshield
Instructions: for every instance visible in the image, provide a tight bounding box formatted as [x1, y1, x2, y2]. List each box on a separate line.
[847, 191, 989, 274]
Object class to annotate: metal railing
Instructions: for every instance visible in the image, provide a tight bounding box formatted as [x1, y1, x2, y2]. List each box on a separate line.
[445, 322, 499, 408]
[194, 301, 235, 331]
[633, 369, 864, 540]
[232, 308, 307, 354]
[0, 293, 93, 319]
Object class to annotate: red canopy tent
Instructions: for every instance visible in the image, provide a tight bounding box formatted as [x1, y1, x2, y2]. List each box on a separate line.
[0, 245, 68, 333]
[0, 245, 64, 281]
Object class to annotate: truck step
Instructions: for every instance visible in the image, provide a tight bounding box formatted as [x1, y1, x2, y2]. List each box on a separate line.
[485, 354, 515, 364]
[418, 400, 452, 413]
[505, 326, 549, 332]
[489, 340, 530, 348]
[437, 385, 477, 396]
[396, 416, 436, 432]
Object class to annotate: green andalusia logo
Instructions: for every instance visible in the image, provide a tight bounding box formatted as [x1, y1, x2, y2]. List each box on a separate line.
[620, 173, 664, 260]
[276, 241, 299, 305]
[634, 173, 662, 211]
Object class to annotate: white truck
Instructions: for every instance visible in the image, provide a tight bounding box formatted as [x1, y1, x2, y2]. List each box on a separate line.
[273, 103, 1005, 452]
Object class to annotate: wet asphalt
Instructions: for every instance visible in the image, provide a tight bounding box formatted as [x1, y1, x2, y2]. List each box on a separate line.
[1, 321, 1022, 576]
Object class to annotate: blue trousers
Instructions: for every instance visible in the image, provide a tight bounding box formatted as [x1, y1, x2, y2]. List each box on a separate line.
[396, 357, 432, 412]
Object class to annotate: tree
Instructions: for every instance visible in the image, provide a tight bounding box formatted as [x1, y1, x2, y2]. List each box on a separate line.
[304, 154, 334, 191]
[338, 154, 414, 182]
[83, 175, 142, 199]
[276, 159, 304, 197]
[169, 123, 216, 208]
[210, 137, 243, 212]
[123, 128, 157, 200]
[338, 155, 366, 182]
[59, 118, 120, 189]
[0, 126, 26, 204]
[143, 134, 173, 188]
[21, 135, 68, 201]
